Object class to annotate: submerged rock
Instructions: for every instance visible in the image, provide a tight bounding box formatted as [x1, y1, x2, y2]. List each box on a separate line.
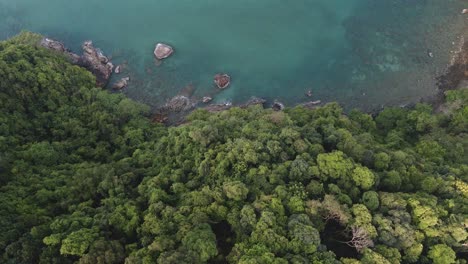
[305, 90, 313, 97]
[79, 41, 114, 87]
[214, 74, 231, 89]
[272, 100, 285, 111]
[112, 77, 130, 90]
[436, 38, 468, 91]
[154, 43, 174, 60]
[164, 95, 195, 112]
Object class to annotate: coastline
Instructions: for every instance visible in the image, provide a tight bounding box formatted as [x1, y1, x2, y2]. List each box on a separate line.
[26, 24, 468, 125]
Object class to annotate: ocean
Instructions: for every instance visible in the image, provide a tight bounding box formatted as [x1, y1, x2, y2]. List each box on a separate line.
[1, 0, 466, 110]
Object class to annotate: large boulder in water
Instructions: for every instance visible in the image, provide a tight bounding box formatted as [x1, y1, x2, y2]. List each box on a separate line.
[79, 41, 114, 87]
[154, 43, 174, 60]
[214, 73, 231, 89]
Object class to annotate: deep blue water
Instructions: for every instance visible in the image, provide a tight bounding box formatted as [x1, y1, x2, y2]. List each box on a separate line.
[0, 0, 466, 110]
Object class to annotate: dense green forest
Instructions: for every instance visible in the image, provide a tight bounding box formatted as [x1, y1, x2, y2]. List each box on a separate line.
[0, 32, 467, 264]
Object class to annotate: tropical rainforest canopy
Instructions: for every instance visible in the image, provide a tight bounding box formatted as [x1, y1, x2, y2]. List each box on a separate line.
[0, 32, 467, 264]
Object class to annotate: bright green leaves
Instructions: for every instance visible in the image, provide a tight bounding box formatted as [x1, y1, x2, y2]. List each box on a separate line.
[427, 244, 456, 264]
[317, 151, 353, 180]
[351, 166, 375, 190]
[59, 228, 98, 256]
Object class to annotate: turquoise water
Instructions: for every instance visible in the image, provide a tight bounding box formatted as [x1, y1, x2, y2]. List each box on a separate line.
[0, 0, 466, 110]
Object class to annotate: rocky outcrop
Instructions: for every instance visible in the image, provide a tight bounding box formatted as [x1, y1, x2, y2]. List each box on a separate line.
[79, 41, 114, 87]
[39, 38, 80, 63]
[154, 43, 174, 60]
[214, 74, 231, 89]
[39, 38, 113, 87]
[112, 77, 130, 90]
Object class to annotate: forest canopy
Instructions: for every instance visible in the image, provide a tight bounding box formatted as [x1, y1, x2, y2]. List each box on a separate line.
[0, 32, 467, 264]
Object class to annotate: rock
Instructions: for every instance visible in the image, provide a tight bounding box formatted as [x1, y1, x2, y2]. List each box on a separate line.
[152, 113, 168, 124]
[112, 77, 130, 90]
[272, 100, 285, 111]
[40, 38, 66, 52]
[305, 90, 313, 97]
[154, 43, 174, 60]
[164, 95, 194, 112]
[214, 74, 231, 89]
[240, 97, 266, 108]
[203, 101, 233, 112]
[302, 100, 322, 108]
[462, 9, 468, 14]
[114, 65, 122, 74]
[39, 37, 80, 64]
[436, 38, 468, 91]
[79, 41, 113, 87]
[202, 96, 213, 103]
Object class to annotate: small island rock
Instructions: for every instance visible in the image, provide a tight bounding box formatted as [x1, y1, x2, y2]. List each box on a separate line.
[154, 43, 174, 60]
[214, 74, 231, 89]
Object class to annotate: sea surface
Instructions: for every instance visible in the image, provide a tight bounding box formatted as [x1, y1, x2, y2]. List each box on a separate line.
[1, 0, 466, 110]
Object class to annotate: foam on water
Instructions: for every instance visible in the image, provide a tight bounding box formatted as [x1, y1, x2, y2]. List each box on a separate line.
[0, 0, 466, 110]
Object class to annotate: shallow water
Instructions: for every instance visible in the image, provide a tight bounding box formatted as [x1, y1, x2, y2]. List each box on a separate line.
[0, 0, 466, 110]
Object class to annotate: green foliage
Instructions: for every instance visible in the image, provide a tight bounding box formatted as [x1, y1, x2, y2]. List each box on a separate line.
[0, 32, 466, 263]
[427, 244, 456, 264]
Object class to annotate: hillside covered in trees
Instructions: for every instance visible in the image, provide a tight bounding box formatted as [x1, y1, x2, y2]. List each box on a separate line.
[0, 33, 467, 264]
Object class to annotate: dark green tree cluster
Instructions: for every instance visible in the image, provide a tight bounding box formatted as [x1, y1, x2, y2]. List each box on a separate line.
[0, 32, 467, 263]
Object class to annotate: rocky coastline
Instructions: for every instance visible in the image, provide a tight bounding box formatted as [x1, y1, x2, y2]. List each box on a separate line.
[37, 29, 468, 125]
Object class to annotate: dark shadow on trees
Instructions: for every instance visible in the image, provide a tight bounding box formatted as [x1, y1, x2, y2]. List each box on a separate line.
[209, 221, 235, 263]
[321, 219, 358, 259]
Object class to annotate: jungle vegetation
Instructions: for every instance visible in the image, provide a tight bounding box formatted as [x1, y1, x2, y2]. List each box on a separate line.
[0, 32, 467, 264]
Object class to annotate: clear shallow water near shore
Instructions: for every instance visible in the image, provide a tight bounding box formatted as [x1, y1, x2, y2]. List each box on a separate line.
[0, 0, 466, 110]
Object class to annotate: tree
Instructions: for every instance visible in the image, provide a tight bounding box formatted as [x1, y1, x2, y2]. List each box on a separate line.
[352, 166, 375, 190]
[427, 244, 456, 264]
[181, 224, 218, 262]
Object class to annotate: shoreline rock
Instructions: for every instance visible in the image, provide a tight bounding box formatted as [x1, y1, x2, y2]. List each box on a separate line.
[39, 38, 80, 64]
[79, 41, 114, 87]
[39, 37, 114, 87]
[272, 100, 285, 111]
